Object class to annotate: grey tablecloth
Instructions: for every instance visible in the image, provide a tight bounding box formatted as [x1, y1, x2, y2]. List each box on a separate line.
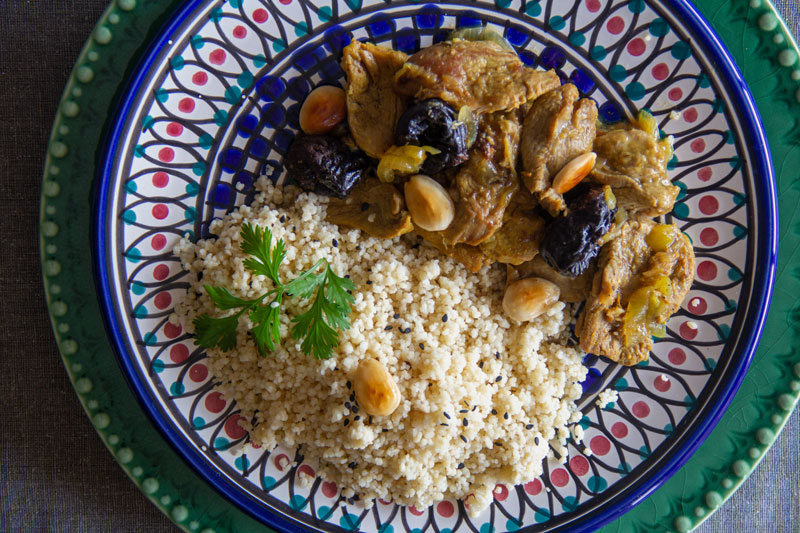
[1, 1, 797, 531]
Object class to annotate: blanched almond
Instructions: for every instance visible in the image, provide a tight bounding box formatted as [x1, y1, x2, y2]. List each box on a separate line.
[502, 277, 561, 322]
[552, 152, 597, 194]
[404, 174, 455, 232]
[299, 86, 347, 135]
[353, 359, 401, 416]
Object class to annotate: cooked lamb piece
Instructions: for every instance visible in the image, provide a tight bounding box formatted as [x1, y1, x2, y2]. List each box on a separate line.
[519, 83, 597, 213]
[479, 188, 544, 265]
[413, 226, 494, 273]
[326, 177, 413, 239]
[342, 40, 408, 158]
[590, 120, 679, 216]
[441, 110, 521, 246]
[576, 219, 695, 365]
[394, 40, 560, 113]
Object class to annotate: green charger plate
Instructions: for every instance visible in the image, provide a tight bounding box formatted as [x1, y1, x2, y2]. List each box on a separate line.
[40, 0, 800, 531]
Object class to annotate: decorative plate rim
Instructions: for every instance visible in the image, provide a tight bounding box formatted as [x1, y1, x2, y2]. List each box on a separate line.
[42, 0, 796, 532]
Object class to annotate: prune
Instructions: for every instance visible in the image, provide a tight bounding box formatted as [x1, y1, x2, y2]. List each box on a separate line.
[540, 184, 617, 277]
[395, 98, 468, 174]
[284, 135, 369, 198]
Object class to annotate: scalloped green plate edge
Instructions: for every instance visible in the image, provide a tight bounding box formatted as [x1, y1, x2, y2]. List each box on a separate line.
[39, 0, 800, 531]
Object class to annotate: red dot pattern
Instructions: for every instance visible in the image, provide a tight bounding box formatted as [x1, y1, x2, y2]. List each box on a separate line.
[611, 421, 628, 439]
[233, 25, 247, 39]
[627, 38, 646, 56]
[321, 481, 338, 498]
[204, 391, 226, 413]
[152, 204, 169, 220]
[408, 505, 425, 516]
[668, 87, 683, 101]
[699, 195, 719, 215]
[700, 227, 718, 246]
[569, 455, 589, 476]
[154, 291, 172, 310]
[158, 147, 175, 163]
[652, 63, 669, 80]
[698, 167, 712, 181]
[192, 71, 208, 86]
[688, 296, 708, 315]
[151, 233, 167, 250]
[550, 468, 570, 487]
[680, 321, 699, 340]
[691, 138, 706, 153]
[585, 0, 601, 12]
[654, 375, 671, 392]
[524, 479, 542, 495]
[697, 260, 718, 281]
[632, 401, 651, 418]
[298, 464, 315, 479]
[437, 501, 455, 517]
[493, 484, 509, 501]
[190, 363, 208, 383]
[253, 8, 269, 23]
[163, 321, 182, 339]
[684, 108, 698, 122]
[170, 343, 189, 364]
[166, 122, 183, 136]
[152, 171, 169, 188]
[225, 414, 247, 439]
[669, 347, 687, 365]
[607, 16, 624, 34]
[179, 97, 195, 113]
[590, 435, 611, 455]
[209, 49, 227, 65]
[153, 264, 169, 281]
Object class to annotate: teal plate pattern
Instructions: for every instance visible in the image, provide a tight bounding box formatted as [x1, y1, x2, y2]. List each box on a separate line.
[40, 0, 800, 531]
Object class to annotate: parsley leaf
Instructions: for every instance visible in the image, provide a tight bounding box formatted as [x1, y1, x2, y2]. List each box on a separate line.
[192, 224, 354, 360]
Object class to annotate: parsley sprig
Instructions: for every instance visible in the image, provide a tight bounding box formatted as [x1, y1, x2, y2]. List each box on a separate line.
[193, 223, 355, 360]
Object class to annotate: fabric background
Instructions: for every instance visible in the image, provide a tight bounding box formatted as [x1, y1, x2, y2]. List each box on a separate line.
[0, 1, 797, 531]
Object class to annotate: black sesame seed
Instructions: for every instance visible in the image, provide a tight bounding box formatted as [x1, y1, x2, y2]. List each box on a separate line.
[346, 381, 351, 389]
[366, 280, 372, 285]
[471, 405, 477, 412]
[491, 409, 497, 415]
[495, 376, 502, 383]
[385, 325, 393, 331]
[443, 412, 451, 419]
[348, 462, 357, 469]
[352, 405, 359, 413]
[462, 419, 468, 427]
[419, 343, 425, 350]
[402, 327, 411, 334]
[478, 361, 484, 368]
[503, 413, 509, 420]
[292, 226, 297, 232]
[440, 423, 449, 427]
[280, 215, 286, 223]
[457, 463, 465, 470]
[361, 202, 371, 212]
[442, 314, 448, 322]
[350, 393, 356, 402]
[354, 415, 361, 421]
[332, 238, 339, 247]
[382, 428, 389, 432]
[534, 437, 540, 445]
[460, 435, 468, 443]
[495, 352, 500, 359]
[494, 441, 503, 447]
[344, 419, 350, 426]
[525, 424, 533, 430]
[459, 409, 468, 414]
[356, 246, 361, 251]
[393, 313, 400, 319]
[345, 402, 351, 409]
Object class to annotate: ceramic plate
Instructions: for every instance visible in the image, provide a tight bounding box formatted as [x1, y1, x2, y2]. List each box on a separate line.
[44, 0, 792, 531]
